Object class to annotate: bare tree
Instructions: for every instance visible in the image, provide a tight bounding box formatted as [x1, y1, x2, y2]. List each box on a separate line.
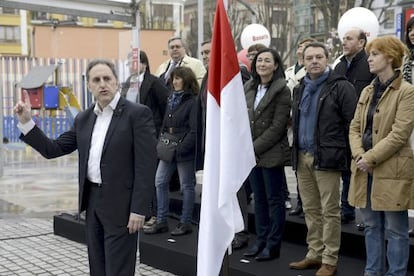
[311, 0, 380, 61]
[186, 0, 251, 57]
[254, 0, 291, 63]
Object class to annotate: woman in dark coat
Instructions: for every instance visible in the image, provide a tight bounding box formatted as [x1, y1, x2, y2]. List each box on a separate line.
[242, 48, 291, 261]
[144, 66, 198, 236]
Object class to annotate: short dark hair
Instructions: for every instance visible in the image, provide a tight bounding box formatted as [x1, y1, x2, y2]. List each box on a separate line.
[168, 36, 186, 48]
[298, 37, 316, 46]
[357, 29, 368, 48]
[303, 42, 329, 58]
[86, 59, 118, 82]
[201, 39, 211, 47]
[247, 43, 267, 53]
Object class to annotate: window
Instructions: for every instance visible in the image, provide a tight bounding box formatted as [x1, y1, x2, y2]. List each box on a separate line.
[96, 18, 111, 24]
[0, 8, 18, 15]
[152, 4, 173, 30]
[317, 18, 325, 33]
[32, 11, 48, 20]
[384, 9, 395, 29]
[0, 26, 21, 43]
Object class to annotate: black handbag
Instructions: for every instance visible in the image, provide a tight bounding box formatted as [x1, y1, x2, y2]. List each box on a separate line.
[157, 132, 180, 161]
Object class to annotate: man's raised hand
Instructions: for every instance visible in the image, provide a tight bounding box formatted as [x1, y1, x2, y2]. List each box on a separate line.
[14, 89, 32, 124]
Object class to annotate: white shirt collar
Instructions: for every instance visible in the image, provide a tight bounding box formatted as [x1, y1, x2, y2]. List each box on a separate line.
[93, 92, 121, 115]
[139, 72, 144, 83]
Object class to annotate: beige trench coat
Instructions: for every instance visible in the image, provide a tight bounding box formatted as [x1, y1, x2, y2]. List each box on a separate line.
[348, 74, 414, 211]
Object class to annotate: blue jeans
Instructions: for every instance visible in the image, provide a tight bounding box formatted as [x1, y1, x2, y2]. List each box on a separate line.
[360, 175, 409, 276]
[155, 160, 195, 224]
[248, 166, 285, 250]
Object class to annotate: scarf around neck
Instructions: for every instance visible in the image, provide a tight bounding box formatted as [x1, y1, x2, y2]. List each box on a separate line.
[299, 68, 330, 114]
[403, 48, 414, 83]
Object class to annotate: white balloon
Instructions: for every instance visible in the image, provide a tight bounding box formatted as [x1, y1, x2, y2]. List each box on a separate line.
[337, 7, 379, 42]
[240, 24, 271, 49]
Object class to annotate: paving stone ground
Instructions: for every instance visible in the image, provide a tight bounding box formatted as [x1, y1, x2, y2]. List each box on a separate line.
[0, 144, 176, 275]
[0, 218, 176, 275]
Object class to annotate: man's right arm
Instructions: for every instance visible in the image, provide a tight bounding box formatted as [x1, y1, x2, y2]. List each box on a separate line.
[15, 90, 77, 158]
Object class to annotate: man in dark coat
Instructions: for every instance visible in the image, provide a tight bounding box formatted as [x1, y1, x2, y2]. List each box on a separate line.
[334, 28, 375, 225]
[121, 50, 169, 137]
[289, 42, 357, 276]
[15, 59, 157, 276]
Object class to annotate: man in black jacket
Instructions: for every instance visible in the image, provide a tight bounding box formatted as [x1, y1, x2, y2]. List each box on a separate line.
[121, 50, 169, 137]
[334, 28, 375, 225]
[289, 42, 357, 276]
[15, 59, 157, 276]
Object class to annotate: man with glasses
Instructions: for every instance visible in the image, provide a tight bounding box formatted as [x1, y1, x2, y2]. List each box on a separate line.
[155, 37, 206, 87]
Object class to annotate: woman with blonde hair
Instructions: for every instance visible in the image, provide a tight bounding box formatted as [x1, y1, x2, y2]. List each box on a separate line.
[349, 36, 414, 276]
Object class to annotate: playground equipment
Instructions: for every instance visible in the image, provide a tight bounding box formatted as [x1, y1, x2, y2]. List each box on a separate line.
[19, 64, 81, 120]
[17, 63, 82, 138]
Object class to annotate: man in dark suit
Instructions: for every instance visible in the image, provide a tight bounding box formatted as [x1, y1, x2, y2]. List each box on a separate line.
[14, 59, 157, 276]
[121, 50, 169, 137]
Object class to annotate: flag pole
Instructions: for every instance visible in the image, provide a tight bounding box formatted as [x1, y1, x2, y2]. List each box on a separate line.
[221, 3, 230, 275]
[220, 249, 230, 276]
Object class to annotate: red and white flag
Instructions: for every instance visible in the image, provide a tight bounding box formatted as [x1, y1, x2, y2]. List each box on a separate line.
[196, 0, 256, 275]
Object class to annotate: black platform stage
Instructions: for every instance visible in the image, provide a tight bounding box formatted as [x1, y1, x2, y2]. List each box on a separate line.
[54, 185, 414, 276]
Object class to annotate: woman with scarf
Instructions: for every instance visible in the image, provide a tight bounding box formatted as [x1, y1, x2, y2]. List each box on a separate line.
[349, 36, 414, 276]
[403, 17, 414, 84]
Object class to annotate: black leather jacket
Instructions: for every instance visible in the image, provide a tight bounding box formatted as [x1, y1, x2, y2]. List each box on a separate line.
[291, 69, 358, 171]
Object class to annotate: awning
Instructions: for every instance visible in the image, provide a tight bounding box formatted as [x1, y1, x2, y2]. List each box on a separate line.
[19, 65, 58, 89]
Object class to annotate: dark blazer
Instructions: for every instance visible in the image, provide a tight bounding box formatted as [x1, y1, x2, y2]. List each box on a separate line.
[20, 96, 157, 226]
[121, 72, 169, 136]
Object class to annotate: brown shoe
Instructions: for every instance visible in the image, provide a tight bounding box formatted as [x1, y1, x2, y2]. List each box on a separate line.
[315, 264, 337, 276]
[289, 258, 322, 270]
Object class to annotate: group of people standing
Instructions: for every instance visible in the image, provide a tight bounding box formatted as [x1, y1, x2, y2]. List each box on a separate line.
[287, 28, 414, 276]
[13, 23, 414, 276]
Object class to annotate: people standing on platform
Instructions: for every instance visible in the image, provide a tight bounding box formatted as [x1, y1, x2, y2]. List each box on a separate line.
[334, 28, 375, 226]
[144, 66, 198, 236]
[285, 37, 316, 217]
[121, 50, 169, 137]
[242, 48, 291, 261]
[155, 37, 206, 87]
[402, 16, 414, 238]
[349, 35, 414, 276]
[14, 59, 157, 276]
[196, 39, 250, 250]
[289, 42, 357, 276]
